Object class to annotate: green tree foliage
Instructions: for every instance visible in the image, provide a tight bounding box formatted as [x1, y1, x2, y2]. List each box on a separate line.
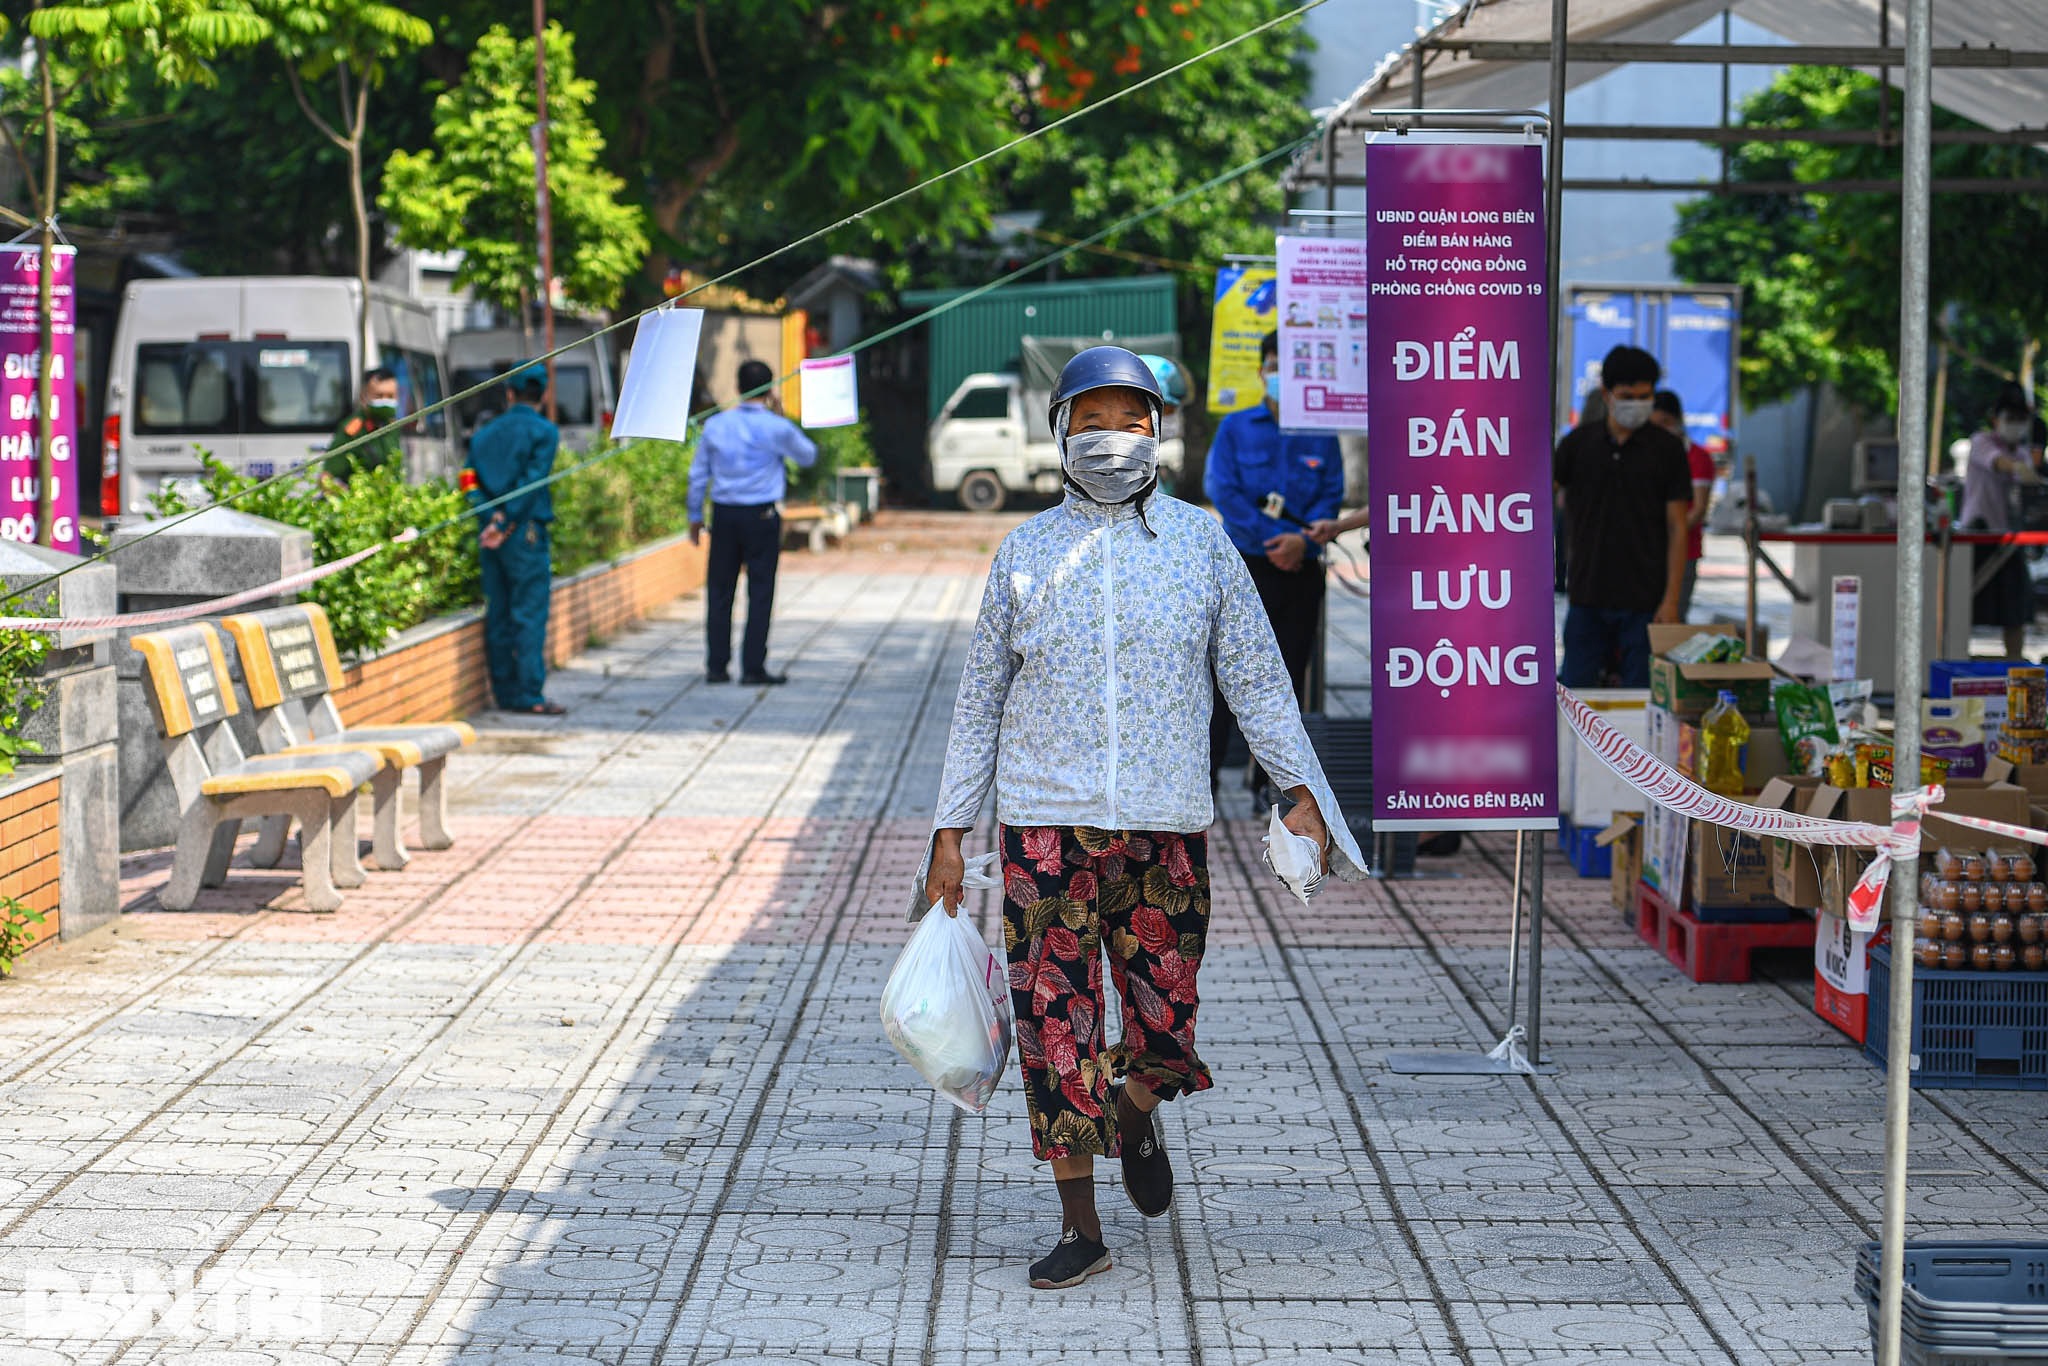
[544, 0, 1304, 295]
[0, 0, 266, 543]
[256, 0, 432, 348]
[379, 23, 648, 314]
[1671, 66, 2048, 418]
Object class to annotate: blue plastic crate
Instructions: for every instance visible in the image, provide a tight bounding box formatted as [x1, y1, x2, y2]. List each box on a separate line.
[1929, 660, 2017, 699]
[1858, 1241, 2048, 1365]
[1559, 818, 1611, 879]
[1865, 944, 2048, 1090]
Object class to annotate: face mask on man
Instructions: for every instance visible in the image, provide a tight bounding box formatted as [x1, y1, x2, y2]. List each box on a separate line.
[1264, 371, 1282, 403]
[367, 398, 399, 418]
[1063, 429, 1158, 504]
[1610, 397, 1655, 432]
[1997, 416, 2032, 445]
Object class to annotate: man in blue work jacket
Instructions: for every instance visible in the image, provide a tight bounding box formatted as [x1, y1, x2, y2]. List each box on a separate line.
[1203, 329, 1344, 785]
[465, 363, 565, 716]
[689, 358, 818, 685]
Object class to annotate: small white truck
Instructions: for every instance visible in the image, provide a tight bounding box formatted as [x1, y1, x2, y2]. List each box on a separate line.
[926, 371, 1184, 512]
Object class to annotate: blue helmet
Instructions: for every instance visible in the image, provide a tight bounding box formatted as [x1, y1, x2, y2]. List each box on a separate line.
[1137, 353, 1190, 407]
[1048, 346, 1163, 432]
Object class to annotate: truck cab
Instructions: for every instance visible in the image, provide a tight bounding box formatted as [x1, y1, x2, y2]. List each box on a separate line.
[927, 372, 1183, 513]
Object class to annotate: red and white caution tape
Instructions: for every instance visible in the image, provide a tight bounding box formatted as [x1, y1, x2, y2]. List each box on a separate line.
[0, 528, 415, 632]
[1557, 684, 2048, 934]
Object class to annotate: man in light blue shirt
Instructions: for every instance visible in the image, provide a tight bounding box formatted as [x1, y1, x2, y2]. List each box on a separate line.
[688, 359, 818, 685]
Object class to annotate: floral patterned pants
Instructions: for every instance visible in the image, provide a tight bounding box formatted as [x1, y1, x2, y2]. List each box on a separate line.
[1000, 824, 1213, 1161]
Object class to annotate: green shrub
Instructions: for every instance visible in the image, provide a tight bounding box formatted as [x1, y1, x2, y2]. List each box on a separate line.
[792, 419, 874, 503]
[551, 437, 694, 576]
[156, 453, 477, 656]
[148, 435, 698, 657]
[0, 619, 48, 779]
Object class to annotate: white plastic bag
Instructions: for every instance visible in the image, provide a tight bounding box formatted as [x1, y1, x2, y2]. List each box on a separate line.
[881, 854, 1013, 1112]
[1262, 804, 1327, 906]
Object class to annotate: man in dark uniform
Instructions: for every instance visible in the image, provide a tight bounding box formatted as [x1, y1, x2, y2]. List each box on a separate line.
[465, 364, 565, 716]
[1552, 345, 1693, 687]
[324, 367, 405, 482]
[1202, 329, 1344, 790]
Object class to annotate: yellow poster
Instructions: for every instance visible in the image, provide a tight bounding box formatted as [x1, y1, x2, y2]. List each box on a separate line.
[1207, 265, 1278, 414]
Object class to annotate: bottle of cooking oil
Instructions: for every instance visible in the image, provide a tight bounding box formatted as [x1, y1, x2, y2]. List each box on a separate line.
[1700, 690, 1750, 796]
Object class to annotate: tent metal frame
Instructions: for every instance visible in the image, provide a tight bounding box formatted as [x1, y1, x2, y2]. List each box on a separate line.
[1290, 3, 1981, 1361]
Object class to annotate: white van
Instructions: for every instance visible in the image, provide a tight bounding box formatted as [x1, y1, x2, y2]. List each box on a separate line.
[447, 320, 615, 453]
[103, 277, 456, 519]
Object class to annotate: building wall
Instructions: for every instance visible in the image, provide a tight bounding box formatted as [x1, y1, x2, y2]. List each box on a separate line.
[0, 770, 63, 956]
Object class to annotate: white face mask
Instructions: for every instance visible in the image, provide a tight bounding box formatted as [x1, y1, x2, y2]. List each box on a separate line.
[1063, 429, 1158, 504]
[1997, 417, 2032, 445]
[1610, 397, 1655, 432]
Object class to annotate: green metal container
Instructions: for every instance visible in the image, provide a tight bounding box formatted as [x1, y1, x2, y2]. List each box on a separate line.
[902, 275, 1178, 418]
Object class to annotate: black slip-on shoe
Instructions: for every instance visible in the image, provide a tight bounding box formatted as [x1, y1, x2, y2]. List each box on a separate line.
[1417, 831, 1463, 857]
[1114, 1085, 1174, 1218]
[740, 671, 789, 686]
[1028, 1228, 1111, 1289]
[706, 671, 732, 684]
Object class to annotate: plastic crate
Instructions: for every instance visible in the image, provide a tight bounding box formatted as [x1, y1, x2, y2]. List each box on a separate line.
[1858, 1242, 2048, 1364]
[1865, 944, 2048, 1091]
[1559, 818, 1612, 879]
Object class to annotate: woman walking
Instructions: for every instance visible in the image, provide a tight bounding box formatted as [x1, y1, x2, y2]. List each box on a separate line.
[918, 347, 1365, 1289]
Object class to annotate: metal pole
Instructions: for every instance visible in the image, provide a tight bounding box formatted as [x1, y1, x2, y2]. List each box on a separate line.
[1745, 459, 1759, 655]
[1505, 831, 1525, 1028]
[1531, 0, 1567, 1072]
[532, 0, 559, 424]
[1878, 0, 1932, 1359]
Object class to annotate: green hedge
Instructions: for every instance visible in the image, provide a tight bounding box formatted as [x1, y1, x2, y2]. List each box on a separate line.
[151, 421, 863, 658]
[157, 454, 479, 658]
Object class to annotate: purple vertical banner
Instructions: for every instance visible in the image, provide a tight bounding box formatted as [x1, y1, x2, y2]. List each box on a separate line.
[1367, 139, 1557, 831]
[0, 245, 79, 554]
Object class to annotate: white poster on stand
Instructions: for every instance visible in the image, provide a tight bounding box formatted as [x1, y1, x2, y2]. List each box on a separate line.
[1831, 576, 1860, 682]
[799, 356, 859, 429]
[1276, 234, 1369, 431]
[612, 307, 704, 442]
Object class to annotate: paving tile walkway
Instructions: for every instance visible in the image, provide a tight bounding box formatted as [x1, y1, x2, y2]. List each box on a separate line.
[0, 518, 2042, 1364]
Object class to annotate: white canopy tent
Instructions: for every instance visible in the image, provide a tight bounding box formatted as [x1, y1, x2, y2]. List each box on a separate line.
[1286, 0, 2048, 196]
[1285, 6, 2046, 1365]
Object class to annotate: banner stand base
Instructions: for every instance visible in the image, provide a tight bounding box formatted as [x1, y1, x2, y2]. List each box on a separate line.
[1386, 1027, 1552, 1076]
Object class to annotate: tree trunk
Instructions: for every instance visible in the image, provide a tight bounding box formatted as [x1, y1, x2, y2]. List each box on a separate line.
[344, 72, 372, 369]
[34, 33, 56, 548]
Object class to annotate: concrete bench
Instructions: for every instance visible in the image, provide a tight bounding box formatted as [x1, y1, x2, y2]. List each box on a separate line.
[131, 625, 380, 912]
[223, 603, 474, 871]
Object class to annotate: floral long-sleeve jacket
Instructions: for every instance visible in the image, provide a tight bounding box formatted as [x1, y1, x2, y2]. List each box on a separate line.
[912, 491, 1366, 916]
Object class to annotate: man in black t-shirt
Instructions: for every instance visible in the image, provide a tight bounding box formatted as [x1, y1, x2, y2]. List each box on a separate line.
[1552, 345, 1693, 688]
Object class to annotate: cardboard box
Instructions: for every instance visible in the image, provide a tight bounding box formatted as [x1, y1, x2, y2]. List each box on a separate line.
[1808, 778, 2035, 855]
[1558, 689, 1651, 825]
[1676, 721, 1791, 791]
[1647, 624, 1775, 718]
[1950, 674, 2010, 754]
[1688, 819, 1780, 910]
[1596, 812, 1644, 914]
[1813, 910, 1875, 1044]
[1760, 776, 1828, 908]
[1647, 702, 1680, 768]
[1643, 801, 1687, 893]
[1984, 757, 2048, 806]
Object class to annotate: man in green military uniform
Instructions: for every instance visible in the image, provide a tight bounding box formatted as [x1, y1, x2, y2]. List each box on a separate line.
[324, 367, 405, 481]
[464, 364, 565, 716]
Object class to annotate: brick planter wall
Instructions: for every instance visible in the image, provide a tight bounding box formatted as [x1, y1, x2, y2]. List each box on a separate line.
[0, 769, 61, 956]
[333, 534, 707, 727]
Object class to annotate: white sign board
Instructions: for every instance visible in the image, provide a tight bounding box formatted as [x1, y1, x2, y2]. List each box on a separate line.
[1832, 575, 1861, 683]
[1276, 234, 1369, 431]
[799, 355, 859, 429]
[611, 307, 704, 443]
